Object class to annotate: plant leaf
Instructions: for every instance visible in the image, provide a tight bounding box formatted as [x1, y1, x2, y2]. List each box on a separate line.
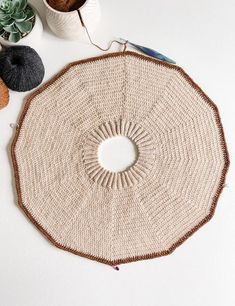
[11, 0, 20, 13]
[18, 0, 27, 11]
[13, 11, 26, 22]
[0, 12, 12, 20]
[15, 20, 32, 33]
[0, 1, 11, 11]
[0, 14, 12, 20]
[25, 8, 34, 20]
[0, 18, 14, 26]
[15, 16, 26, 22]
[9, 31, 21, 42]
[2, 2, 13, 13]
[124, 40, 176, 64]
[3, 24, 18, 33]
[0, 11, 6, 18]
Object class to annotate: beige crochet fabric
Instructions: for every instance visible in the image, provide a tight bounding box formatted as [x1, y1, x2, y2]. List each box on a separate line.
[12, 51, 229, 266]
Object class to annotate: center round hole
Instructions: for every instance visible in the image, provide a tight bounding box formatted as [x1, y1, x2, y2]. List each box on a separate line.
[98, 136, 138, 173]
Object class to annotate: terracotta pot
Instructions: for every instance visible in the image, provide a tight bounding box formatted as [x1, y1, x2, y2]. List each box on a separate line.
[43, 0, 101, 40]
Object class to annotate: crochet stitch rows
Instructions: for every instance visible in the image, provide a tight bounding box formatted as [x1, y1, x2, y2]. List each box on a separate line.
[11, 51, 229, 265]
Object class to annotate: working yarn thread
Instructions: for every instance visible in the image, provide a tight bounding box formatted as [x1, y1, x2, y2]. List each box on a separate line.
[78, 10, 127, 52]
[0, 46, 45, 92]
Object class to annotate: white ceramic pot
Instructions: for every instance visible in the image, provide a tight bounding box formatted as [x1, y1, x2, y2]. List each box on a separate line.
[0, 5, 43, 48]
[43, 0, 101, 40]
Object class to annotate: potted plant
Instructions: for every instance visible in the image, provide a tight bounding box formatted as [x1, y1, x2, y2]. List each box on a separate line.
[43, 0, 100, 40]
[0, 0, 43, 47]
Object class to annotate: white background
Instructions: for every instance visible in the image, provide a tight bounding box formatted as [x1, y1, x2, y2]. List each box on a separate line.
[0, 0, 235, 305]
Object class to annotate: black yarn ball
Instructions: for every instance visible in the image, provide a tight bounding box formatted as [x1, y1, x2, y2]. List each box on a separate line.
[0, 46, 45, 92]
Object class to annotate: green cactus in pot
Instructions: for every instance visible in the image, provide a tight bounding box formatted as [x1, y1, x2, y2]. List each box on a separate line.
[0, 0, 35, 43]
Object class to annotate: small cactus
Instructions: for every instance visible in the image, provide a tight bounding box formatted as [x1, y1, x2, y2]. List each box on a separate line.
[0, 0, 35, 43]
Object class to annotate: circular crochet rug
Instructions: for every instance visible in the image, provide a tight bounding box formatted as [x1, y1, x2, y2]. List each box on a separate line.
[12, 51, 229, 266]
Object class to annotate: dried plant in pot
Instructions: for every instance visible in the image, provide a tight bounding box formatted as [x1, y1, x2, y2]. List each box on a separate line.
[47, 0, 85, 12]
[43, 0, 101, 40]
[0, 0, 43, 47]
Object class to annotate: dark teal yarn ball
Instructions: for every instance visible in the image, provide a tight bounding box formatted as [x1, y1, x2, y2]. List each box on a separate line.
[0, 46, 45, 92]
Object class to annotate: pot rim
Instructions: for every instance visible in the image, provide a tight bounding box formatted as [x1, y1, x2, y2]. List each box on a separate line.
[43, 0, 89, 14]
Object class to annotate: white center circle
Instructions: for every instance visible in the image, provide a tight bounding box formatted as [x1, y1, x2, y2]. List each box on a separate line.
[98, 136, 138, 173]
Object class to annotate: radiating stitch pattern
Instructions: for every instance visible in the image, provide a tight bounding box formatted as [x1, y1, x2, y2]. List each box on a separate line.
[12, 51, 229, 266]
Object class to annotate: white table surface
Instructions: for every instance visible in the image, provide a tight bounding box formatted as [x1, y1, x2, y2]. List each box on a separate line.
[0, 1, 235, 305]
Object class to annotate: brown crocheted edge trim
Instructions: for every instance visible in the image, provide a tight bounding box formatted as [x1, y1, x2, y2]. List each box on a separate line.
[11, 51, 230, 267]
